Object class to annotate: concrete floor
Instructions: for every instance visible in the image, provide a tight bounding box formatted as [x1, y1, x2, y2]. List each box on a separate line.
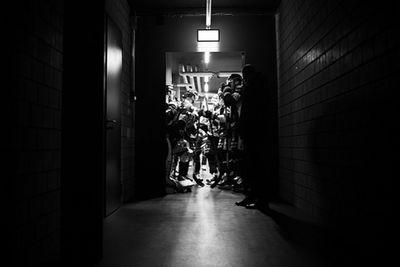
[96, 183, 338, 267]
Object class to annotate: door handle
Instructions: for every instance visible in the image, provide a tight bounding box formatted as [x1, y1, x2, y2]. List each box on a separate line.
[106, 119, 118, 130]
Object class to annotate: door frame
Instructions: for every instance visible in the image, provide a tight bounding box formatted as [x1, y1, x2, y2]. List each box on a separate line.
[104, 15, 123, 217]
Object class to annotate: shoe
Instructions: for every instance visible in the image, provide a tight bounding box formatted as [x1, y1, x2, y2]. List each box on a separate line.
[178, 176, 195, 187]
[233, 176, 243, 185]
[193, 176, 205, 187]
[245, 200, 269, 210]
[235, 197, 253, 206]
[232, 185, 244, 193]
[233, 176, 241, 181]
[210, 173, 222, 188]
[193, 173, 204, 181]
[217, 179, 225, 185]
[245, 202, 258, 209]
[220, 173, 228, 183]
[210, 178, 221, 188]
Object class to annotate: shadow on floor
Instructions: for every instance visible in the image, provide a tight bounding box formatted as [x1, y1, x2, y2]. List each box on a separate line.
[255, 202, 394, 267]
[256, 205, 335, 263]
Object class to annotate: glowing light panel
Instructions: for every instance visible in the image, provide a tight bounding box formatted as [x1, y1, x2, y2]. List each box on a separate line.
[197, 29, 220, 42]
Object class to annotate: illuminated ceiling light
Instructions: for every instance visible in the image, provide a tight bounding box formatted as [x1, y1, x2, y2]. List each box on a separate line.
[217, 71, 242, 78]
[197, 29, 220, 42]
[197, 0, 220, 43]
[178, 72, 215, 78]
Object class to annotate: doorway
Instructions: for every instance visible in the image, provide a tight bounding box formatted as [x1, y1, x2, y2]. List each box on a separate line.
[165, 51, 245, 193]
[104, 17, 123, 216]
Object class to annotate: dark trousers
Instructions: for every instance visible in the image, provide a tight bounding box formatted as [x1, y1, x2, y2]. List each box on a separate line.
[179, 161, 189, 177]
[231, 150, 244, 177]
[193, 151, 201, 174]
[206, 153, 218, 174]
[217, 149, 229, 176]
[242, 142, 270, 202]
[206, 136, 219, 174]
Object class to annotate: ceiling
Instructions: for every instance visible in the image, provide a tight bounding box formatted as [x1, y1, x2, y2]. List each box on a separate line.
[130, 0, 281, 94]
[129, 0, 281, 13]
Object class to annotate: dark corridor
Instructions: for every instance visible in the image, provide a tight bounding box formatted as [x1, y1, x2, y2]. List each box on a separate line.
[7, 0, 397, 266]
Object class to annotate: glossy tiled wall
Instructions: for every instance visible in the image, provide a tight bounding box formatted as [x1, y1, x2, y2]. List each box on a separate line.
[277, 0, 397, 222]
[14, 0, 63, 264]
[12, 0, 135, 264]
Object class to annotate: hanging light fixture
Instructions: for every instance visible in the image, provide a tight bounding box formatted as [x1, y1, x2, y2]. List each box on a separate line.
[206, 0, 212, 29]
[197, 29, 220, 42]
[197, 0, 220, 42]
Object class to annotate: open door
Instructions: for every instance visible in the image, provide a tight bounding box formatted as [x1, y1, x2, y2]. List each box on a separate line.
[105, 17, 122, 216]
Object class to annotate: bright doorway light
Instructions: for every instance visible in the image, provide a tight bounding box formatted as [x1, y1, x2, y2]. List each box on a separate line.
[204, 52, 210, 64]
[197, 42, 220, 53]
[204, 82, 209, 92]
[204, 75, 210, 92]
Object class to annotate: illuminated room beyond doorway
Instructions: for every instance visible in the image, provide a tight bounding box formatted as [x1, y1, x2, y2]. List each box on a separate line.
[165, 51, 245, 194]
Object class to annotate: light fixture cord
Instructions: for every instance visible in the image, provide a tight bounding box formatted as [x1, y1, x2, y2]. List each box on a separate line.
[206, 0, 212, 29]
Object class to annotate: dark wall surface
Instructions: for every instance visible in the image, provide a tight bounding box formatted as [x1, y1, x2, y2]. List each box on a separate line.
[62, 0, 106, 265]
[135, 14, 279, 200]
[277, 0, 397, 264]
[9, 0, 64, 265]
[8, 0, 134, 265]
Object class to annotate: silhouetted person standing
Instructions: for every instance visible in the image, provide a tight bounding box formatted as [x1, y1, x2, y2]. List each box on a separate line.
[235, 64, 271, 209]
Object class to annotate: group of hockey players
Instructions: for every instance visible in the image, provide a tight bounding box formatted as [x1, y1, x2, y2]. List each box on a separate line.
[165, 73, 245, 193]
